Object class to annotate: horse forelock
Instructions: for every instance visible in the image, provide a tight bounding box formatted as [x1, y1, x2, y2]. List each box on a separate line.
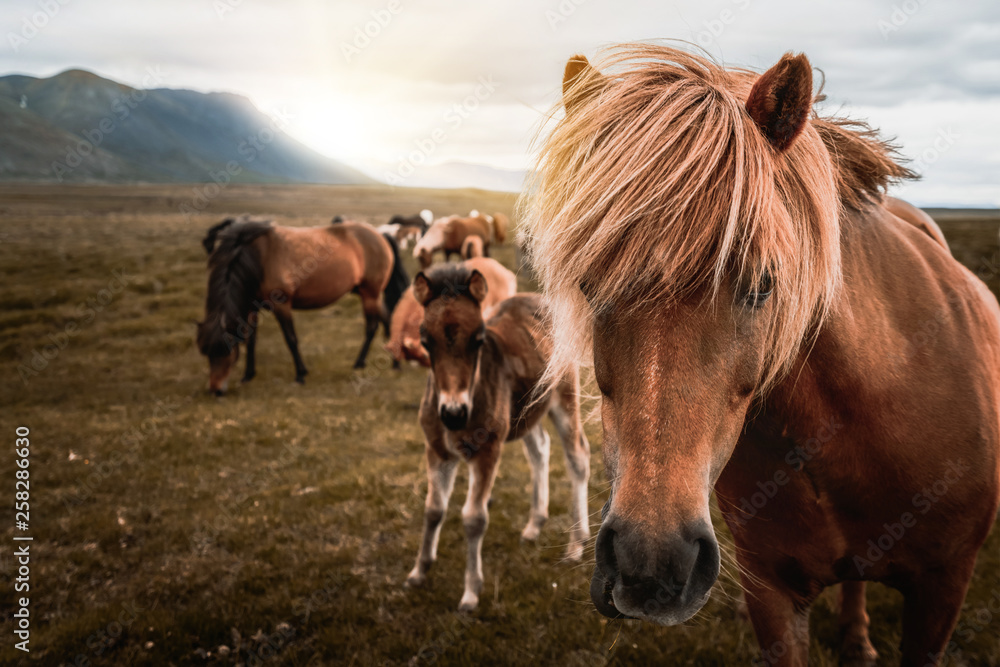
[521, 44, 909, 391]
[199, 219, 269, 357]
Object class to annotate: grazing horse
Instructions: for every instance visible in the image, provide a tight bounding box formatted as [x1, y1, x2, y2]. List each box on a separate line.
[385, 257, 518, 367]
[379, 209, 433, 251]
[405, 265, 591, 611]
[521, 47, 1000, 666]
[413, 211, 508, 268]
[197, 215, 408, 394]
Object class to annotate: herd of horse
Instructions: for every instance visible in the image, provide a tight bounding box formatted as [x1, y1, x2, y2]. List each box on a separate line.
[195, 44, 1000, 666]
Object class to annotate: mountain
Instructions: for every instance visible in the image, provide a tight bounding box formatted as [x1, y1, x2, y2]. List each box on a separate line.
[374, 160, 527, 192]
[0, 69, 372, 185]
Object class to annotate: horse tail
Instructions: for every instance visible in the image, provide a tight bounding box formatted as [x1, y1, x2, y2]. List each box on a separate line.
[492, 212, 508, 243]
[381, 232, 410, 318]
[202, 218, 236, 254]
[198, 220, 272, 356]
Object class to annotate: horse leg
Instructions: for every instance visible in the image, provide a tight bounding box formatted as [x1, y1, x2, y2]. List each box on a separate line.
[353, 293, 382, 369]
[548, 391, 591, 561]
[838, 582, 877, 666]
[241, 310, 259, 383]
[898, 563, 975, 666]
[406, 446, 458, 587]
[274, 309, 308, 383]
[459, 445, 501, 612]
[741, 573, 812, 667]
[519, 424, 551, 542]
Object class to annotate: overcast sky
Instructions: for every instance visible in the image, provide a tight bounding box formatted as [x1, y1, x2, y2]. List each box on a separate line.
[3, 0, 998, 205]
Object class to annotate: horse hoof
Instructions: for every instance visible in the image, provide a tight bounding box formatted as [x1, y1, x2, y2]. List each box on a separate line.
[295, 376, 306, 384]
[840, 634, 878, 667]
[458, 595, 479, 613]
[241, 375, 255, 384]
[405, 573, 426, 588]
[353, 362, 366, 370]
[564, 543, 584, 562]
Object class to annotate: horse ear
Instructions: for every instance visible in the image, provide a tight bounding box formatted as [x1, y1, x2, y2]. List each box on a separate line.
[413, 273, 432, 305]
[563, 54, 606, 114]
[468, 270, 488, 303]
[745, 52, 813, 153]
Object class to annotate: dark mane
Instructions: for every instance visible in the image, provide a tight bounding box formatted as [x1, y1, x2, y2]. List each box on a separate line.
[197, 217, 272, 357]
[202, 217, 235, 254]
[420, 264, 477, 304]
[381, 232, 409, 316]
[389, 213, 429, 233]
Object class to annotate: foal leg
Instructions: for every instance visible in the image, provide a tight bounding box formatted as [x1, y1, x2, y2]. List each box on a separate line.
[274, 309, 308, 382]
[898, 564, 975, 666]
[549, 387, 591, 561]
[838, 582, 877, 666]
[353, 293, 382, 369]
[241, 310, 259, 383]
[459, 447, 501, 612]
[406, 447, 458, 587]
[520, 424, 551, 541]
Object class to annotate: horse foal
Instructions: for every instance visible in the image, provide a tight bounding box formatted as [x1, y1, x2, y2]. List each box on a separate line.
[405, 265, 590, 611]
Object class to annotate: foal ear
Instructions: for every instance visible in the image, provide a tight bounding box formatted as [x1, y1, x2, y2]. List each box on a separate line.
[563, 54, 606, 114]
[746, 52, 813, 153]
[413, 273, 432, 306]
[468, 270, 488, 304]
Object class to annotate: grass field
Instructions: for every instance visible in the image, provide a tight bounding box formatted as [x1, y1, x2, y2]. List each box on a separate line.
[1, 184, 999, 666]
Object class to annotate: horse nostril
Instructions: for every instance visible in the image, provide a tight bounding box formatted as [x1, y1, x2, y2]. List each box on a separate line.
[594, 524, 619, 580]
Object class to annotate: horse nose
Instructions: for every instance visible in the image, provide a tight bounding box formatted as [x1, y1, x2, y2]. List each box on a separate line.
[439, 403, 469, 430]
[592, 516, 719, 624]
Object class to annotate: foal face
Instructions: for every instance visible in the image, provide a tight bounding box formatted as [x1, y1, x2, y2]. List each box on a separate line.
[590, 277, 773, 623]
[414, 271, 489, 431]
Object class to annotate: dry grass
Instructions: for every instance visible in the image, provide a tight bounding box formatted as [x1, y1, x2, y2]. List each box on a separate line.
[0, 184, 998, 666]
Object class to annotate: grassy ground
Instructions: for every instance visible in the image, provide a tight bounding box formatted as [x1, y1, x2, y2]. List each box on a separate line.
[0, 184, 998, 666]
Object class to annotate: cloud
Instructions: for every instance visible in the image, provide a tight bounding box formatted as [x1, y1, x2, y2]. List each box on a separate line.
[1, 0, 997, 204]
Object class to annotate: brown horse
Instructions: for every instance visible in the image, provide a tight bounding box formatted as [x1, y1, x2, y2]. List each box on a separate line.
[385, 257, 517, 367]
[522, 46, 1000, 666]
[378, 209, 433, 251]
[460, 234, 484, 259]
[413, 211, 508, 268]
[404, 265, 591, 611]
[197, 215, 408, 394]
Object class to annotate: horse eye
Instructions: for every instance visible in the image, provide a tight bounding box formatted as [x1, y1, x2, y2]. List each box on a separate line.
[743, 272, 774, 308]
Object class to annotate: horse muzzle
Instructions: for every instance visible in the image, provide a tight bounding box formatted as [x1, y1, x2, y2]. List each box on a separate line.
[439, 402, 469, 431]
[591, 514, 720, 624]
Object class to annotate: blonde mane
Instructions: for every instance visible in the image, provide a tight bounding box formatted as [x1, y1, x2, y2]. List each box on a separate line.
[519, 44, 913, 390]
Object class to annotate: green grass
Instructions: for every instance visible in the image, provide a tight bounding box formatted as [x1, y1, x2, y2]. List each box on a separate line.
[0, 184, 998, 666]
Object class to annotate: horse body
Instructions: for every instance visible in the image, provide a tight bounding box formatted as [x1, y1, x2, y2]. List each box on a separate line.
[197, 216, 407, 393]
[524, 46, 1000, 666]
[719, 200, 1000, 664]
[386, 257, 518, 367]
[414, 211, 508, 268]
[404, 266, 590, 611]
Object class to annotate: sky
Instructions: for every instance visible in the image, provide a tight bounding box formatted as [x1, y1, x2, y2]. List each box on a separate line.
[2, 0, 998, 206]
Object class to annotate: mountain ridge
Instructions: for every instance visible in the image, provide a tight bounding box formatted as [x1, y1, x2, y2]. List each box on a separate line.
[0, 68, 373, 185]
